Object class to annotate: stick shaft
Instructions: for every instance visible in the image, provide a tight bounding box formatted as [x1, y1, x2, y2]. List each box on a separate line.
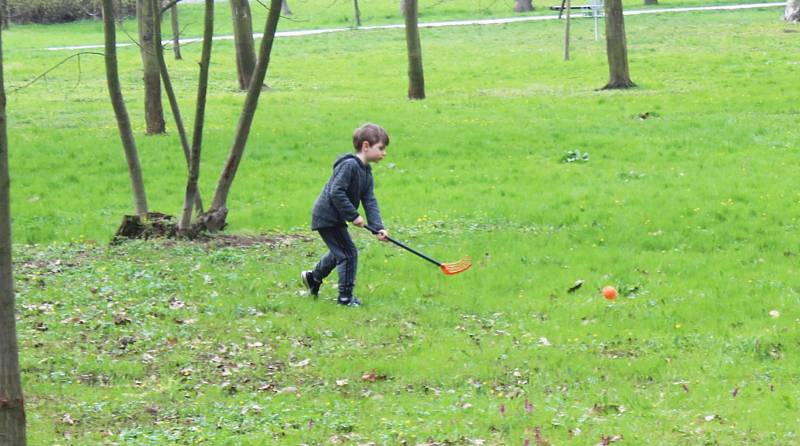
[365, 226, 442, 266]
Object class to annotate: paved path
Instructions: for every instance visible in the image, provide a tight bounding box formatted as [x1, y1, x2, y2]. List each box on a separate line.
[45, 2, 786, 51]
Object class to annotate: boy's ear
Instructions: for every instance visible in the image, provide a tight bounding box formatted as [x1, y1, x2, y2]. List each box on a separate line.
[359, 140, 371, 152]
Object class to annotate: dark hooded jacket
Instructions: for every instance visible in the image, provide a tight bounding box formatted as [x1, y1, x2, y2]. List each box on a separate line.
[311, 154, 384, 231]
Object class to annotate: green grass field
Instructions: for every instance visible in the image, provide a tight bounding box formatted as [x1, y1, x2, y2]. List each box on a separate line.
[6, 2, 800, 444]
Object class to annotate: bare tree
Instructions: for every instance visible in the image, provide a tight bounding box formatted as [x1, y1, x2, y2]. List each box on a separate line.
[786, 0, 800, 22]
[103, 0, 149, 216]
[199, 0, 283, 231]
[353, 0, 361, 26]
[138, 0, 166, 133]
[404, 0, 425, 99]
[179, 0, 214, 233]
[0, 18, 27, 446]
[230, 0, 257, 91]
[152, 0, 203, 213]
[169, 1, 182, 59]
[602, 0, 635, 89]
[514, 0, 533, 13]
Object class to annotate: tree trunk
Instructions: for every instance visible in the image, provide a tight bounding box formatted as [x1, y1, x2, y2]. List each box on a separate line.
[152, 0, 203, 214]
[200, 0, 283, 231]
[103, 0, 149, 216]
[0, 22, 27, 446]
[514, 0, 533, 13]
[404, 0, 425, 100]
[353, 0, 361, 27]
[602, 0, 635, 89]
[644, 0, 658, 4]
[178, 0, 214, 233]
[1, 0, 9, 30]
[169, 2, 182, 59]
[230, 0, 257, 91]
[563, 0, 571, 61]
[137, 0, 166, 134]
[282, 0, 292, 15]
[786, 0, 800, 22]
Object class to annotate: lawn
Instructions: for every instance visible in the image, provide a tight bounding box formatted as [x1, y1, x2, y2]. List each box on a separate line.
[6, 3, 800, 445]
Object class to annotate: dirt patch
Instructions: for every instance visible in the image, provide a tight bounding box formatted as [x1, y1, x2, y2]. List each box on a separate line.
[189, 233, 313, 249]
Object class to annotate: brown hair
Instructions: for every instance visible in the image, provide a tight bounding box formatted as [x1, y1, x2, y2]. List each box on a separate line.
[352, 123, 390, 151]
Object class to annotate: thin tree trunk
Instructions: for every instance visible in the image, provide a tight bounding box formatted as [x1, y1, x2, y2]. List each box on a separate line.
[281, 0, 292, 15]
[137, 0, 166, 133]
[514, 0, 533, 13]
[602, 0, 635, 89]
[644, 0, 658, 4]
[786, 0, 800, 22]
[0, 21, 27, 446]
[178, 0, 213, 233]
[103, 0, 149, 216]
[404, 0, 425, 100]
[169, 2, 182, 59]
[353, 0, 361, 27]
[1, 0, 9, 30]
[200, 0, 282, 231]
[563, 0, 571, 61]
[152, 0, 202, 214]
[230, 0, 257, 91]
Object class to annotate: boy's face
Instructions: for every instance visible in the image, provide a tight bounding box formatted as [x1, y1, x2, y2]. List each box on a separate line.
[361, 141, 387, 163]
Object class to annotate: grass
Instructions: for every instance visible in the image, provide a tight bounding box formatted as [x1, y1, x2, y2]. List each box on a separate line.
[2, 0, 785, 49]
[6, 3, 800, 445]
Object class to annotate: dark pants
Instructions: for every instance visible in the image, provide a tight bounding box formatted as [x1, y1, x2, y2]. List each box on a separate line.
[312, 226, 358, 298]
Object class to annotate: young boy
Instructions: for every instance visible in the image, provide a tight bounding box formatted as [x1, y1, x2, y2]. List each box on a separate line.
[301, 123, 390, 307]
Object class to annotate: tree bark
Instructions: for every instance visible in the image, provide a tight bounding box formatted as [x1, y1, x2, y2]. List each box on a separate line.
[563, 0, 571, 61]
[178, 0, 213, 233]
[200, 0, 282, 231]
[282, 0, 292, 15]
[137, 0, 166, 133]
[353, 0, 361, 27]
[602, 0, 635, 89]
[230, 0, 257, 91]
[1, 0, 9, 30]
[103, 0, 149, 216]
[404, 0, 425, 100]
[0, 22, 27, 446]
[152, 0, 203, 214]
[786, 0, 800, 22]
[169, 2, 182, 59]
[514, 0, 533, 13]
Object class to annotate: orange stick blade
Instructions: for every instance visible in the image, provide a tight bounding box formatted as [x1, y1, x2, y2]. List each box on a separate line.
[439, 256, 472, 275]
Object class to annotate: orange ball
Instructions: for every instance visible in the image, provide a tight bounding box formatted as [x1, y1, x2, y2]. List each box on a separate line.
[602, 286, 618, 300]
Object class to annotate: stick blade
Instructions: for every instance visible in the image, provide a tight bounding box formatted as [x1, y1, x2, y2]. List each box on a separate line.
[439, 256, 472, 275]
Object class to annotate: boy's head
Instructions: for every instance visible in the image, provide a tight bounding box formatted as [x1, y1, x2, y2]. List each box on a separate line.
[353, 123, 390, 164]
[353, 123, 390, 152]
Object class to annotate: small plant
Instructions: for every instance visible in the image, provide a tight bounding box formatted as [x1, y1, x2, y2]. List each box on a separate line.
[560, 149, 589, 164]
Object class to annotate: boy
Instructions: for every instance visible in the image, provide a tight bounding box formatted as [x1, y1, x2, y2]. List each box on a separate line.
[301, 123, 390, 307]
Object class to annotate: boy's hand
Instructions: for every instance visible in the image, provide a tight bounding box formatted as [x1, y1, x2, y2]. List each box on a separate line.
[352, 216, 365, 227]
[377, 229, 389, 241]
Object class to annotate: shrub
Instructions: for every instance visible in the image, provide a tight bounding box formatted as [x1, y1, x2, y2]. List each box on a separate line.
[7, 0, 137, 24]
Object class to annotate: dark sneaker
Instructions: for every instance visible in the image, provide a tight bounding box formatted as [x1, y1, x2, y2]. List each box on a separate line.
[300, 270, 321, 298]
[337, 296, 362, 307]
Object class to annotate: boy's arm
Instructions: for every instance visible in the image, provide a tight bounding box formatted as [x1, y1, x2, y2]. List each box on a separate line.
[362, 176, 384, 231]
[330, 161, 360, 223]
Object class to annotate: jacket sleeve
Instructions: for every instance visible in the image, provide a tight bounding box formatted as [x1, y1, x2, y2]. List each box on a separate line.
[362, 174, 384, 230]
[330, 161, 360, 222]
